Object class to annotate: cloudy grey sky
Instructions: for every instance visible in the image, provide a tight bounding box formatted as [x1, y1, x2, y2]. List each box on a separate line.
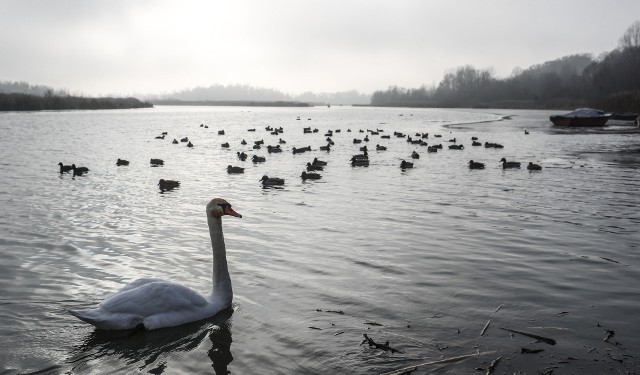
[1, 0, 639, 96]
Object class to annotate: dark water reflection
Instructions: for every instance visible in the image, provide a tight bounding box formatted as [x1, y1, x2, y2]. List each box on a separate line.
[1, 107, 639, 374]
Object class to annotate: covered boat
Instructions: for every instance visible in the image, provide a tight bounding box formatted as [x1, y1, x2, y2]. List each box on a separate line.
[549, 108, 611, 127]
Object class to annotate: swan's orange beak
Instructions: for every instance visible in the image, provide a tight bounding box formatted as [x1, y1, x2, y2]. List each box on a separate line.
[224, 206, 242, 218]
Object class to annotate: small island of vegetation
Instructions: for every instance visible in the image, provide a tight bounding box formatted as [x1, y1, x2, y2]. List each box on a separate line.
[0, 84, 152, 111]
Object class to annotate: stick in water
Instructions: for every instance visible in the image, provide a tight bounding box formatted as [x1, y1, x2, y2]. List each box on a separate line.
[500, 327, 556, 345]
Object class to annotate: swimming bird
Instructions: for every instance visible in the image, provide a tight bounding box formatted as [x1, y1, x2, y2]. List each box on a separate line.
[227, 165, 245, 174]
[252, 155, 266, 163]
[307, 162, 323, 172]
[448, 144, 464, 150]
[187, 141, 194, 148]
[158, 179, 180, 191]
[527, 162, 542, 170]
[116, 158, 129, 166]
[524, 129, 529, 135]
[150, 159, 164, 166]
[221, 142, 230, 148]
[237, 152, 247, 161]
[312, 157, 327, 166]
[376, 144, 387, 151]
[468, 160, 485, 169]
[172, 139, 179, 144]
[500, 158, 521, 169]
[58, 162, 73, 173]
[241, 139, 247, 145]
[72, 164, 89, 176]
[301, 171, 321, 180]
[400, 160, 413, 169]
[472, 141, 482, 146]
[411, 151, 420, 159]
[155, 135, 165, 139]
[218, 130, 225, 135]
[69, 198, 241, 330]
[260, 175, 284, 186]
[180, 137, 189, 142]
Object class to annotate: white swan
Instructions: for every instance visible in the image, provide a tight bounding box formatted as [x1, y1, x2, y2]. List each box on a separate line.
[69, 198, 242, 330]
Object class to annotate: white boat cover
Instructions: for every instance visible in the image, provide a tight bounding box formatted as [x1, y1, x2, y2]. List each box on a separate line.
[563, 108, 607, 117]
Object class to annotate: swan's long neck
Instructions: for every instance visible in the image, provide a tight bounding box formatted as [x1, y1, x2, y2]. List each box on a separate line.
[207, 215, 233, 304]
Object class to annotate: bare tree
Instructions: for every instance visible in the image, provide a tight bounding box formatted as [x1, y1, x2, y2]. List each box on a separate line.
[619, 20, 640, 49]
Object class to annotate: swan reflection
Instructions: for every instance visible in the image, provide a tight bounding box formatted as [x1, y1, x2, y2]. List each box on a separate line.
[68, 307, 234, 374]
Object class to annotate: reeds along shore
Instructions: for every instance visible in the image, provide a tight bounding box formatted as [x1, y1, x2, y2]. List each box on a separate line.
[0, 93, 152, 111]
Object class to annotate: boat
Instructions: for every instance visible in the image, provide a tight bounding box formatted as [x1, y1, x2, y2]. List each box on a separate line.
[611, 112, 639, 122]
[549, 108, 611, 127]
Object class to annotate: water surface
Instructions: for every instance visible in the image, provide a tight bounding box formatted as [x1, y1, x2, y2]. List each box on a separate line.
[1, 106, 639, 374]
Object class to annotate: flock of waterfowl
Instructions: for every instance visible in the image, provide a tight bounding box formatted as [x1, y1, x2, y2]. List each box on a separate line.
[58, 118, 541, 191]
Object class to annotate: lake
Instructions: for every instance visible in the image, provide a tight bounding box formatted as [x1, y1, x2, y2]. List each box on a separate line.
[1, 106, 639, 374]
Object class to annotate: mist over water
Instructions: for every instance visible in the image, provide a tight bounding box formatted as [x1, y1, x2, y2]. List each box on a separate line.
[1, 106, 639, 374]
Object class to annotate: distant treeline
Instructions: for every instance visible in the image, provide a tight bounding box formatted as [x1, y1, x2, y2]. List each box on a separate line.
[152, 99, 311, 107]
[0, 92, 153, 111]
[371, 21, 640, 112]
[147, 84, 370, 106]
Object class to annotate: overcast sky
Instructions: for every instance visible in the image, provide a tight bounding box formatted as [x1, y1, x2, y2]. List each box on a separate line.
[1, 0, 639, 96]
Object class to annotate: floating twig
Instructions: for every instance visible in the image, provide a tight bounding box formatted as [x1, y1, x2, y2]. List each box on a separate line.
[480, 319, 491, 336]
[309, 326, 323, 330]
[334, 331, 345, 336]
[521, 348, 544, 354]
[603, 329, 615, 342]
[364, 321, 383, 326]
[486, 356, 502, 374]
[315, 308, 345, 315]
[361, 333, 402, 353]
[500, 327, 556, 345]
[380, 350, 496, 375]
[493, 304, 503, 313]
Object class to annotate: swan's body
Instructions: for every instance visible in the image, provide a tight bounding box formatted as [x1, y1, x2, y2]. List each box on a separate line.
[69, 198, 241, 330]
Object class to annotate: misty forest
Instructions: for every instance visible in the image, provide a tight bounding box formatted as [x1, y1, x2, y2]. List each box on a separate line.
[1, 21, 639, 111]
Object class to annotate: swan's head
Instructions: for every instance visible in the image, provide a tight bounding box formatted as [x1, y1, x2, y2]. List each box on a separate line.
[207, 198, 242, 219]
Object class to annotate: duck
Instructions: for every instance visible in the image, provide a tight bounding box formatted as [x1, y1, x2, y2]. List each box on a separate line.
[69, 198, 241, 330]
[158, 179, 180, 191]
[227, 165, 245, 174]
[312, 157, 327, 166]
[58, 162, 73, 173]
[172, 139, 179, 144]
[187, 141, 194, 148]
[468, 160, 485, 169]
[427, 146, 438, 153]
[116, 158, 130, 166]
[500, 158, 521, 169]
[221, 142, 230, 148]
[307, 162, 323, 172]
[241, 139, 247, 145]
[237, 152, 248, 161]
[527, 162, 542, 170]
[180, 137, 189, 142]
[279, 138, 286, 144]
[411, 151, 420, 159]
[319, 144, 331, 151]
[448, 144, 464, 150]
[524, 129, 529, 135]
[472, 141, 482, 146]
[267, 145, 282, 153]
[376, 144, 387, 151]
[155, 135, 165, 139]
[301, 171, 322, 180]
[72, 164, 89, 176]
[400, 160, 414, 169]
[353, 138, 362, 144]
[260, 175, 284, 186]
[150, 159, 164, 166]
[252, 155, 266, 163]
[218, 130, 225, 135]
